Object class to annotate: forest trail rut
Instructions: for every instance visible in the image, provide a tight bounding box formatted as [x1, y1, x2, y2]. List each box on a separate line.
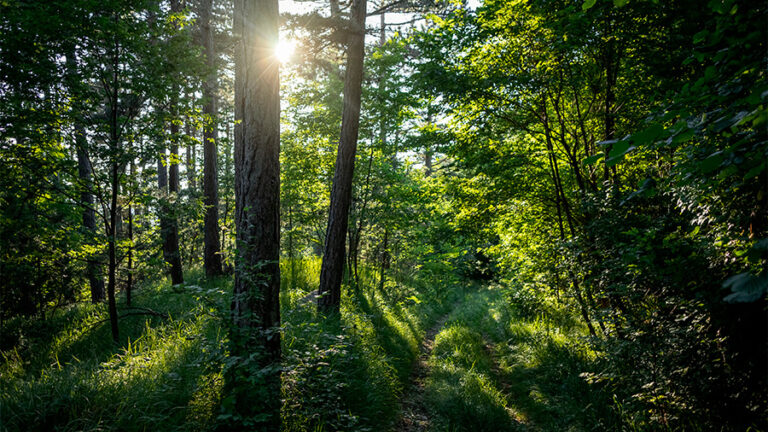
[394, 313, 452, 432]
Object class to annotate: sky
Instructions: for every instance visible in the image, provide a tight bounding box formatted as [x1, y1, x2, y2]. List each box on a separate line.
[276, 0, 480, 55]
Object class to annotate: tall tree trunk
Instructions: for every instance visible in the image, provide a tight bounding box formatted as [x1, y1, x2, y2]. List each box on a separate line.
[185, 92, 197, 192]
[158, 145, 183, 285]
[201, 0, 223, 277]
[288, 205, 296, 290]
[161, 0, 184, 286]
[127, 160, 135, 307]
[232, 0, 281, 428]
[424, 111, 433, 176]
[352, 142, 375, 286]
[75, 130, 106, 303]
[106, 32, 120, 343]
[67, 51, 105, 303]
[378, 227, 389, 293]
[318, 0, 367, 315]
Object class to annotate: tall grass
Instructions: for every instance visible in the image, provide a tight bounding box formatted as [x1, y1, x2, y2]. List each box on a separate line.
[1, 258, 462, 431]
[421, 286, 621, 431]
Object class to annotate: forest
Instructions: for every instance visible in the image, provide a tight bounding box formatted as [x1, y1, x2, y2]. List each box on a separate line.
[0, 0, 766, 430]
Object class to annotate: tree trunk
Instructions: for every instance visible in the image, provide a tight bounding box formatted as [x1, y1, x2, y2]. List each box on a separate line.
[378, 227, 389, 293]
[75, 130, 106, 303]
[231, 0, 281, 428]
[288, 205, 296, 290]
[127, 160, 135, 307]
[158, 146, 183, 285]
[318, 0, 367, 315]
[106, 34, 120, 343]
[161, 0, 184, 286]
[185, 93, 196, 192]
[67, 51, 105, 304]
[200, 0, 223, 277]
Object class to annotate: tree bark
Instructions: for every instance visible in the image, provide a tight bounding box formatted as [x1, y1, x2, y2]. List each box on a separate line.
[106, 31, 120, 343]
[67, 51, 106, 304]
[158, 144, 183, 285]
[185, 92, 197, 192]
[232, 0, 281, 429]
[318, 0, 367, 315]
[200, 0, 223, 277]
[75, 129, 106, 303]
[127, 160, 135, 307]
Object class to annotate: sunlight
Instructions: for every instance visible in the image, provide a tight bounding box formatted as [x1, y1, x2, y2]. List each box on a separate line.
[275, 38, 295, 64]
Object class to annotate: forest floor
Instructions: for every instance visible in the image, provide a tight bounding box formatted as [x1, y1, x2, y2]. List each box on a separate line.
[391, 286, 615, 432]
[396, 312, 452, 431]
[0, 265, 615, 432]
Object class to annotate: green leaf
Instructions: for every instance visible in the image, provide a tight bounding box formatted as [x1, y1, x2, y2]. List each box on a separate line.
[605, 140, 634, 166]
[744, 163, 765, 180]
[700, 153, 723, 173]
[613, 0, 629, 6]
[632, 123, 664, 146]
[723, 272, 768, 303]
[693, 30, 709, 44]
[672, 128, 695, 144]
[582, 0, 598, 11]
[609, 140, 631, 157]
[406, 295, 421, 304]
[583, 154, 604, 166]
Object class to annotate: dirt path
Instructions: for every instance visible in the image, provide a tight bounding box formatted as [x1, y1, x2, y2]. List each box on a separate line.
[395, 313, 451, 432]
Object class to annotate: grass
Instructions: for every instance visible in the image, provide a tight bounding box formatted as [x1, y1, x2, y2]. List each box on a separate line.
[1, 259, 625, 432]
[421, 286, 620, 432]
[0, 267, 227, 432]
[0, 258, 463, 432]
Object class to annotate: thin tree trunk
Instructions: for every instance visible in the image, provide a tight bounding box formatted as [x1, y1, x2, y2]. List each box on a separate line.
[162, 0, 184, 285]
[75, 130, 106, 303]
[158, 145, 183, 285]
[231, 0, 281, 428]
[318, 0, 368, 314]
[542, 98, 597, 337]
[378, 227, 389, 293]
[352, 142, 375, 286]
[127, 161, 135, 307]
[288, 205, 296, 290]
[67, 51, 105, 304]
[106, 31, 120, 343]
[200, 0, 223, 277]
[186, 92, 196, 192]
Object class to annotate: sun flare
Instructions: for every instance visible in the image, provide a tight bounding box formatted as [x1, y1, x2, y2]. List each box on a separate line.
[275, 38, 295, 64]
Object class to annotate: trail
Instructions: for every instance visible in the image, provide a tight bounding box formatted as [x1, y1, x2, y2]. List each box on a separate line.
[395, 312, 451, 431]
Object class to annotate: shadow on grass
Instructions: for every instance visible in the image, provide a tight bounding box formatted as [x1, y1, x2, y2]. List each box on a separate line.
[1, 274, 229, 432]
[490, 325, 620, 431]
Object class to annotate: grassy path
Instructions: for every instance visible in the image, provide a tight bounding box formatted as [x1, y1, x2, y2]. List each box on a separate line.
[394, 285, 619, 432]
[396, 313, 452, 431]
[395, 287, 524, 432]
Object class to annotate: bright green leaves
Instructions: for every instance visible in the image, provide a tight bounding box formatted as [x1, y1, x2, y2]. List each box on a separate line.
[582, 0, 629, 11]
[582, 0, 597, 11]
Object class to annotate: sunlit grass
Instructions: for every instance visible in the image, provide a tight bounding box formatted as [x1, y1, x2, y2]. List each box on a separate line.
[0, 273, 227, 432]
[1, 257, 466, 431]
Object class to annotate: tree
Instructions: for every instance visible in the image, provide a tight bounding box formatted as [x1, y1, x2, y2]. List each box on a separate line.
[318, 0, 368, 314]
[156, 0, 185, 286]
[231, 0, 281, 428]
[200, 0, 223, 277]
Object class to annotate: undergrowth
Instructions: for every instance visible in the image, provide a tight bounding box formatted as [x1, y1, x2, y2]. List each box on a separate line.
[0, 258, 461, 432]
